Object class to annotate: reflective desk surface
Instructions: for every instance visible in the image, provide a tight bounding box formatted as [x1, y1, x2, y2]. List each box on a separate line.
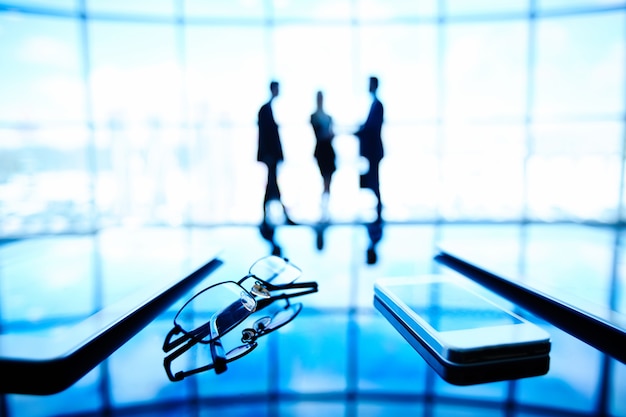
[1, 224, 625, 417]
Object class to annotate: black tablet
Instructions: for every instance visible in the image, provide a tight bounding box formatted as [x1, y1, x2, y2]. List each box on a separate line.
[0, 256, 223, 395]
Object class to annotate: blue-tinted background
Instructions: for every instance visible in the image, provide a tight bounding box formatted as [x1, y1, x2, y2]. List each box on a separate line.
[1, 0, 626, 416]
[2, 0, 626, 231]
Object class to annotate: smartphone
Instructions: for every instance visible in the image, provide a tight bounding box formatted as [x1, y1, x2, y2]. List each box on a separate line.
[374, 275, 551, 364]
[374, 295, 550, 385]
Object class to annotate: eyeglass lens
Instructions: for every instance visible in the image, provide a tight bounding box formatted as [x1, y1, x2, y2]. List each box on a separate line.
[248, 256, 301, 286]
[241, 302, 302, 343]
[174, 282, 256, 342]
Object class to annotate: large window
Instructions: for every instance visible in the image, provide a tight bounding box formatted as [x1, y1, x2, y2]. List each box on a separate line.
[531, 12, 625, 221]
[1, 1, 625, 237]
[0, 11, 91, 236]
[185, 24, 270, 223]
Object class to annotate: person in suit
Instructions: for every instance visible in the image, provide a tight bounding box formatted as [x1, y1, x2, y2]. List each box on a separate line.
[355, 76, 384, 264]
[355, 76, 384, 218]
[257, 80, 294, 226]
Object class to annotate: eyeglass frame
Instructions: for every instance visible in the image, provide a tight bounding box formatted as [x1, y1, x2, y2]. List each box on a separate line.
[165, 299, 303, 381]
[162, 256, 317, 380]
[162, 280, 257, 380]
[163, 256, 316, 351]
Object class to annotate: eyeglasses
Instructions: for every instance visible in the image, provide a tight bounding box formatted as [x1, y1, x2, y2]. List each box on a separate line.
[163, 256, 317, 381]
[238, 256, 318, 311]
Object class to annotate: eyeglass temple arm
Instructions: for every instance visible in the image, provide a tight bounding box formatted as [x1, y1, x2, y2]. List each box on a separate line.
[163, 322, 211, 352]
[169, 339, 259, 381]
[267, 281, 318, 299]
[163, 335, 201, 381]
[162, 324, 192, 352]
[210, 337, 228, 374]
[164, 327, 228, 381]
[263, 280, 318, 291]
[254, 282, 318, 310]
[164, 344, 221, 381]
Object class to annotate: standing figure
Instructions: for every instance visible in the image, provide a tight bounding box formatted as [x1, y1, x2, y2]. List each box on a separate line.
[354, 76, 385, 264]
[355, 76, 384, 218]
[257, 80, 294, 225]
[310, 90, 336, 214]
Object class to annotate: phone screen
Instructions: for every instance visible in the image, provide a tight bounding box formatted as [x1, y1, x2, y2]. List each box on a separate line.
[392, 282, 522, 332]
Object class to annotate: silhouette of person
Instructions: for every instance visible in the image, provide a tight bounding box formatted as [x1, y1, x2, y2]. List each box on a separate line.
[355, 76, 384, 217]
[257, 80, 294, 225]
[310, 91, 336, 251]
[354, 76, 384, 264]
[310, 91, 336, 204]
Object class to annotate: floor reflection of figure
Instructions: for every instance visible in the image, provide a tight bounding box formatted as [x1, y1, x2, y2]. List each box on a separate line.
[366, 217, 383, 265]
[259, 219, 282, 256]
[315, 222, 327, 251]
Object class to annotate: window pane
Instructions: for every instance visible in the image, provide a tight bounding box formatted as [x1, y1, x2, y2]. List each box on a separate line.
[0, 13, 84, 123]
[358, 24, 439, 123]
[88, 19, 187, 225]
[273, 0, 352, 20]
[186, 25, 269, 223]
[439, 124, 525, 220]
[7, 0, 76, 11]
[273, 25, 354, 124]
[357, 0, 438, 19]
[356, 24, 440, 218]
[0, 127, 93, 236]
[530, 121, 622, 155]
[445, 0, 527, 16]
[443, 20, 527, 121]
[0, 13, 92, 236]
[185, 0, 265, 19]
[93, 123, 190, 225]
[272, 25, 355, 222]
[527, 122, 622, 222]
[186, 26, 269, 126]
[381, 126, 439, 220]
[89, 21, 181, 124]
[87, 0, 175, 17]
[528, 154, 621, 222]
[539, 0, 626, 11]
[534, 12, 625, 119]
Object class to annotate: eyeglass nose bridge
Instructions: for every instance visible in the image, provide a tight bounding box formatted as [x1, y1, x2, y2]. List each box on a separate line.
[240, 290, 257, 311]
[240, 315, 273, 343]
[251, 281, 271, 298]
[241, 328, 257, 343]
